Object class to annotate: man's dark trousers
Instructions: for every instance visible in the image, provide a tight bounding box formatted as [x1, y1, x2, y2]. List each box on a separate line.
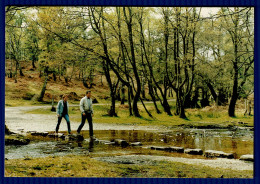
[77, 112, 93, 136]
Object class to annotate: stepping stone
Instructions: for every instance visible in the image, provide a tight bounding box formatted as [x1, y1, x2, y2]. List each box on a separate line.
[240, 155, 254, 162]
[114, 139, 129, 147]
[130, 142, 142, 146]
[48, 133, 65, 139]
[104, 142, 116, 145]
[222, 153, 235, 159]
[5, 138, 30, 145]
[65, 134, 84, 141]
[167, 146, 184, 153]
[184, 148, 203, 155]
[31, 132, 49, 137]
[204, 150, 234, 159]
[150, 146, 168, 151]
[97, 140, 111, 144]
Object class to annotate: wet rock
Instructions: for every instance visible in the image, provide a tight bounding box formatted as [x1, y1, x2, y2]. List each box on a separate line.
[27, 131, 37, 134]
[65, 134, 84, 141]
[222, 153, 235, 159]
[104, 142, 116, 145]
[167, 146, 184, 153]
[5, 124, 13, 135]
[240, 155, 254, 162]
[184, 148, 203, 155]
[150, 146, 168, 151]
[76, 134, 84, 141]
[204, 150, 234, 159]
[31, 132, 49, 137]
[98, 140, 111, 144]
[151, 146, 184, 153]
[47, 133, 65, 139]
[5, 135, 30, 145]
[130, 142, 142, 146]
[114, 139, 129, 147]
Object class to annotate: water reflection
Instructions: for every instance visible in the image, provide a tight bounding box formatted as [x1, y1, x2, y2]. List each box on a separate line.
[84, 129, 253, 158]
[89, 139, 94, 152]
[5, 129, 253, 160]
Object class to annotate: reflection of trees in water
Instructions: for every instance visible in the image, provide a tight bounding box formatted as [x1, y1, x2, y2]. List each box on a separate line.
[231, 140, 238, 149]
[133, 131, 138, 142]
[104, 129, 252, 157]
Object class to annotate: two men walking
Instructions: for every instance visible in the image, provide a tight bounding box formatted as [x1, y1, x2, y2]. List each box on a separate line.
[55, 91, 94, 139]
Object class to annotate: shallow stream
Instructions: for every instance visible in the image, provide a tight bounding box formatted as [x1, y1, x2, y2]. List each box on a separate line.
[5, 128, 253, 160]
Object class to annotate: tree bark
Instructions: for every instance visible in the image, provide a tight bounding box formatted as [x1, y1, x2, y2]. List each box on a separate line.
[38, 75, 48, 102]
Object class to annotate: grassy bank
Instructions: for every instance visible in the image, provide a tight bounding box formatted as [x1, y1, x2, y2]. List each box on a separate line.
[24, 101, 254, 128]
[5, 155, 253, 178]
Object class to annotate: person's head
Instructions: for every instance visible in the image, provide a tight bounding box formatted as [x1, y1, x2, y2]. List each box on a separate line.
[86, 90, 91, 98]
[62, 94, 68, 102]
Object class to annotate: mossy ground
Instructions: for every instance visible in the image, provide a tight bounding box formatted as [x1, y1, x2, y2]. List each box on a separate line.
[5, 154, 253, 178]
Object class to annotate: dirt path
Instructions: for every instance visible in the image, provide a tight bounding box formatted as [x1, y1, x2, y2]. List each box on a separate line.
[5, 105, 159, 133]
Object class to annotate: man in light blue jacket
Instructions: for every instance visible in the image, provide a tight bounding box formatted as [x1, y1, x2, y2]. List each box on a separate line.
[56, 94, 71, 134]
[77, 90, 94, 139]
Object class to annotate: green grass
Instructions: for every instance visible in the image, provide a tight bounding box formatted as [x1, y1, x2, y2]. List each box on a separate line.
[24, 100, 254, 128]
[5, 155, 253, 178]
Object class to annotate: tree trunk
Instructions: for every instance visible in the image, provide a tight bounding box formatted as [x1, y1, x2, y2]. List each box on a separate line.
[121, 86, 126, 105]
[179, 103, 187, 119]
[228, 66, 238, 117]
[228, 8, 239, 117]
[108, 93, 117, 117]
[148, 82, 161, 114]
[83, 77, 89, 88]
[32, 59, 36, 69]
[162, 93, 172, 116]
[124, 7, 141, 117]
[18, 62, 24, 76]
[38, 75, 48, 102]
[53, 73, 56, 81]
[128, 86, 133, 116]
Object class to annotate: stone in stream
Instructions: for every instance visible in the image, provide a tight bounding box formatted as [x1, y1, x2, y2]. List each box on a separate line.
[48, 133, 65, 139]
[150, 146, 167, 151]
[184, 148, 203, 155]
[239, 155, 254, 162]
[204, 150, 234, 159]
[65, 134, 84, 141]
[31, 132, 49, 137]
[114, 139, 129, 147]
[98, 140, 114, 144]
[167, 146, 184, 153]
[130, 142, 143, 146]
[5, 135, 30, 145]
[150, 146, 184, 153]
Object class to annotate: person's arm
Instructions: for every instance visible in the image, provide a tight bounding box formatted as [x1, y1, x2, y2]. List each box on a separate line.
[90, 99, 94, 115]
[79, 98, 85, 114]
[67, 102, 69, 115]
[56, 101, 61, 116]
